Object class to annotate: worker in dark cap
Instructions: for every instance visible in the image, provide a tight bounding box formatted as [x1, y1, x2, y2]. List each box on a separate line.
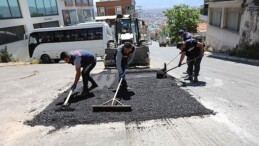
[179, 29, 192, 75]
[177, 39, 204, 82]
[60, 50, 98, 96]
[178, 29, 192, 41]
[114, 42, 136, 90]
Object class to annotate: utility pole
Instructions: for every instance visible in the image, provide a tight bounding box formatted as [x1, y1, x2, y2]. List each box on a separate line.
[135, 6, 142, 18]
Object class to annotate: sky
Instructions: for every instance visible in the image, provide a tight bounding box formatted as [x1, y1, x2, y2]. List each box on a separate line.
[93, 0, 204, 9]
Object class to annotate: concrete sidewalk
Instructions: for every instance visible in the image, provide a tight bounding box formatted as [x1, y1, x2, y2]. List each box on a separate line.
[0, 62, 31, 67]
[205, 52, 259, 66]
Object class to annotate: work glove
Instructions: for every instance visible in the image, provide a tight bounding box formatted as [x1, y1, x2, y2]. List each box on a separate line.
[125, 64, 129, 69]
[200, 53, 204, 58]
[71, 83, 77, 90]
[178, 62, 182, 67]
[119, 72, 125, 79]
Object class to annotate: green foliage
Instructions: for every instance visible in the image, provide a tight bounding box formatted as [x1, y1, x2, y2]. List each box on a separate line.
[30, 59, 40, 64]
[0, 46, 12, 63]
[238, 43, 259, 59]
[228, 43, 259, 59]
[163, 4, 200, 43]
[158, 25, 168, 36]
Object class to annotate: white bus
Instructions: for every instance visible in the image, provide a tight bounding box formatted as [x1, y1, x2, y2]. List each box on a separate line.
[27, 22, 113, 63]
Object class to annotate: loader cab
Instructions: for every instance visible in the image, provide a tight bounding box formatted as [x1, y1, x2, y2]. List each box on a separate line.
[115, 17, 140, 46]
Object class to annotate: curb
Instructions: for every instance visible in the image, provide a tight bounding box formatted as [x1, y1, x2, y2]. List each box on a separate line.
[205, 52, 259, 66]
[0, 62, 31, 67]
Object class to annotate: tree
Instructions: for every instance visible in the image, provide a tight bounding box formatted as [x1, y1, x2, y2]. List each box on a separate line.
[0, 46, 12, 63]
[158, 25, 168, 36]
[164, 4, 200, 43]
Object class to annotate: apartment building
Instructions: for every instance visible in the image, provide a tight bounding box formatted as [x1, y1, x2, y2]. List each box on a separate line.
[96, 0, 135, 16]
[206, 0, 259, 52]
[0, 0, 94, 61]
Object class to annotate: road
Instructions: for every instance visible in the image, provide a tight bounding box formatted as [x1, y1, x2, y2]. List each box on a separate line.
[0, 42, 259, 145]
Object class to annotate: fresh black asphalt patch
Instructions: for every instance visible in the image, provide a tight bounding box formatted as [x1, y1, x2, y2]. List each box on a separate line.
[25, 69, 214, 130]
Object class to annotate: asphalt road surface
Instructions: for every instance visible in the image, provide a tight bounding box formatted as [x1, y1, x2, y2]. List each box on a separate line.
[0, 42, 259, 145]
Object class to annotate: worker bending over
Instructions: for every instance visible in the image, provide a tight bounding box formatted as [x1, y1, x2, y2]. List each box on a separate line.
[177, 39, 204, 82]
[114, 42, 136, 90]
[60, 50, 98, 96]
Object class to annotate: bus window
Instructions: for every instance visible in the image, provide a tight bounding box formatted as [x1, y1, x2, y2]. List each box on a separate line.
[88, 27, 102, 40]
[79, 29, 88, 41]
[39, 32, 52, 43]
[70, 29, 80, 41]
[53, 31, 62, 42]
[58, 30, 70, 42]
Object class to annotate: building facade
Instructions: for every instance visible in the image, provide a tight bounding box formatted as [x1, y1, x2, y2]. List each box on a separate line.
[0, 0, 94, 61]
[206, 0, 259, 52]
[96, 0, 135, 16]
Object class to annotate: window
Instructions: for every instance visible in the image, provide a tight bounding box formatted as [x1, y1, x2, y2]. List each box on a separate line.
[82, 0, 88, 5]
[33, 21, 59, 29]
[75, 0, 88, 6]
[36, 0, 45, 16]
[65, 0, 73, 6]
[0, 0, 22, 19]
[125, 5, 131, 10]
[28, 0, 58, 17]
[44, 0, 52, 15]
[0, 25, 25, 45]
[50, 0, 58, 14]
[210, 8, 222, 27]
[98, 7, 105, 16]
[225, 8, 240, 32]
[62, 10, 78, 26]
[28, 0, 37, 16]
[116, 6, 122, 15]
[88, 0, 93, 6]
[78, 9, 93, 23]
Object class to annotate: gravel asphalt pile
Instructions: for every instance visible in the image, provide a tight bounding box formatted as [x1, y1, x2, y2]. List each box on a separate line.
[25, 69, 214, 130]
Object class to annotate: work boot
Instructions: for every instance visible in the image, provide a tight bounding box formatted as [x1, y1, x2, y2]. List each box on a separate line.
[89, 83, 98, 91]
[81, 88, 89, 96]
[184, 75, 193, 81]
[193, 76, 198, 83]
[120, 84, 128, 91]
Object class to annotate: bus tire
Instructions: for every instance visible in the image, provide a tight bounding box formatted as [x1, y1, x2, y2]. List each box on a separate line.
[41, 54, 51, 63]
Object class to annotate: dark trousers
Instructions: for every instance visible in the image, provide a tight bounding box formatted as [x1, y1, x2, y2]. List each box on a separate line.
[120, 59, 128, 88]
[81, 60, 97, 91]
[186, 56, 190, 74]
[187, 57, 202, 77]
[114, 54, 128, 88]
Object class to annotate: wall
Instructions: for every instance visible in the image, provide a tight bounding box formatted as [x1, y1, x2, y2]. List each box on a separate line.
[0, 40, 29, 61]
[206, 0, 242, 52]
[96, 0, 133, 16]
[206, 25, 240, 52]
[239, 0, 259, 47]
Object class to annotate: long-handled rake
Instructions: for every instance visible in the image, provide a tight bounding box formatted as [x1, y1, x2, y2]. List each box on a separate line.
[92, 73, 132, 112]
[56, 89, 76, 112]
[157, 56, 202, 79]
[162, 53, 181, 71]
